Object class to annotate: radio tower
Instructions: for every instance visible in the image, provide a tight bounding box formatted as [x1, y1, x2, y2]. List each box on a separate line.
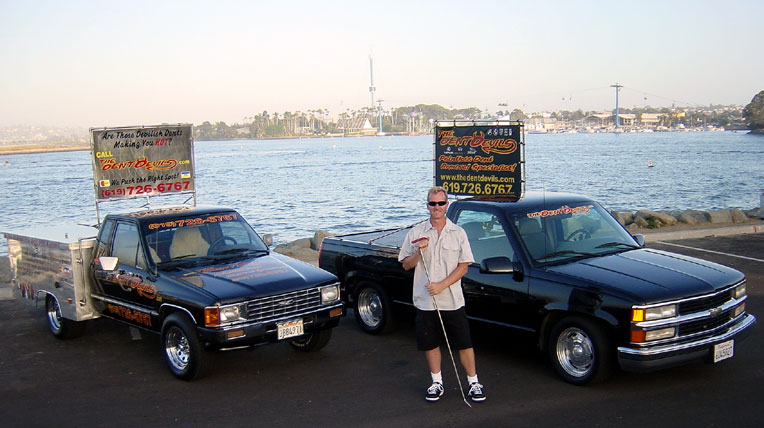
[369, 55, 376, 108]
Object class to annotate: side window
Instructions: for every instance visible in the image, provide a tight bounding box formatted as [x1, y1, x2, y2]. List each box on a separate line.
[455, 210, 515, 264]
[112, 222, 148, 270]
[95, 220, 116, 259]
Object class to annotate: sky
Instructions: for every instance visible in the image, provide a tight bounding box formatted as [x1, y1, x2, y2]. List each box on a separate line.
[1, 0, 763, 127]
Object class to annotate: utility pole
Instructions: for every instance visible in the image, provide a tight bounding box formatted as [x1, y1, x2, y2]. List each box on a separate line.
[377, 99, 384, 135]
[611, 83, 623, 128]
[369, 55, 376, 109]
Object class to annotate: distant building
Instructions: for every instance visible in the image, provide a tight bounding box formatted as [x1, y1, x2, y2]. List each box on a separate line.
[583, 113, 612, 128]
[336, 116, 377, 136]
[526, 116, 558, 132]
[639, 113, 662, 127]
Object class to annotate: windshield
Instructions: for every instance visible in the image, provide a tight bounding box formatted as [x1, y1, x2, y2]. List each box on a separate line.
[510, 202, 638, 264]
[141, 212, 268, 267]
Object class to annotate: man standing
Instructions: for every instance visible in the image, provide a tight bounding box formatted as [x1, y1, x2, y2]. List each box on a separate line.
[398, 186, 485, 403]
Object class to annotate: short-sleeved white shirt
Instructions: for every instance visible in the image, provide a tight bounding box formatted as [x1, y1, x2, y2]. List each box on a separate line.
[398, 218, 475, 311]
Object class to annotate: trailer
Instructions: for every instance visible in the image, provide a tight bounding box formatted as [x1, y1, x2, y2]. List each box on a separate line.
[4, 224, 100, 337]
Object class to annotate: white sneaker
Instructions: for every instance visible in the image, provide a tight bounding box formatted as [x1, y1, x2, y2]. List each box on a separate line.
[425, 382, 444, 402]
[468, 382, 486, 402]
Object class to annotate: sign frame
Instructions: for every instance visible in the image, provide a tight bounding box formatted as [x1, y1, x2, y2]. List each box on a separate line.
[433, 120, 525, 198]
[89, 124, 196, 224]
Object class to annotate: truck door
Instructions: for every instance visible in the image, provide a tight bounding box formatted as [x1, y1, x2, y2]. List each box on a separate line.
[92, 220, 158, 330]
[455, 208, 537, 331]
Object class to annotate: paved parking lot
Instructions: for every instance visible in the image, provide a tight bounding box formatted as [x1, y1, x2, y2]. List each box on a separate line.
[1, 232, 762, 428]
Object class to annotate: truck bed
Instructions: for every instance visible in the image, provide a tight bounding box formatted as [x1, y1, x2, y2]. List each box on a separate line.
[4, 224, 100, 321]
[324, 227, 412, 251]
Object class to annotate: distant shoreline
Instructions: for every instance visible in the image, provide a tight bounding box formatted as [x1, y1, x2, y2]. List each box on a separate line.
[0, 144, 90, 156]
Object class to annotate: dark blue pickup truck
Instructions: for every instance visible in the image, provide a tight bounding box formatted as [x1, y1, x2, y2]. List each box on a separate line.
[318, 192, 755, 384]
[5, 205, 343, 380]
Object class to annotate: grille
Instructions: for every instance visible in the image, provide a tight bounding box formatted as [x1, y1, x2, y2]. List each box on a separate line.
[678, 289, 733, 315]
[246, 288, 322, 322]
[678, 311, 733, 336]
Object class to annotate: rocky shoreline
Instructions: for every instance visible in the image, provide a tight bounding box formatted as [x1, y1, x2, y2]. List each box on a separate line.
[614, 207, 761, 230]
[273, 207, 764, 266]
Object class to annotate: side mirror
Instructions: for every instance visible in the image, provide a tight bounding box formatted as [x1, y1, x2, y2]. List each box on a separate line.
[632, 234, 645, 248]
[262, 234, 273, 247]
[99, 256, 119, 271]
[479, 256, 515, 274]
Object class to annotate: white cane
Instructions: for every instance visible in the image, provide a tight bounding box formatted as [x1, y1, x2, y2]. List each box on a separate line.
[412, 238, 471, 408]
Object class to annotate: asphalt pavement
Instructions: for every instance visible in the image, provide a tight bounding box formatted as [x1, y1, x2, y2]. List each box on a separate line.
[1, 232, 762, 428]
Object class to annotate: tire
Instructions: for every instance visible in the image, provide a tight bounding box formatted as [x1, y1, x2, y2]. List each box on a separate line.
[353, 281, 395, 334]
[547, 316, 613, 385]
[46, 295, 85, 339]
[289, 328, 332, 352]
[161, 313, 211, 380]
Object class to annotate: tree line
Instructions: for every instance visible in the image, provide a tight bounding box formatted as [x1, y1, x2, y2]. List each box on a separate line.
[194, 93, 763, 140]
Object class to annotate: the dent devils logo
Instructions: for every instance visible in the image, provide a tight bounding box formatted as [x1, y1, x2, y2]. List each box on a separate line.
[438, 130, 518, 155]
[99, 156, 179, 172]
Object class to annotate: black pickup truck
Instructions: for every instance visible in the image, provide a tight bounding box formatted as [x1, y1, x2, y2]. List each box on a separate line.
[5, 205, 343, 380]
[318, 192, 755, 384]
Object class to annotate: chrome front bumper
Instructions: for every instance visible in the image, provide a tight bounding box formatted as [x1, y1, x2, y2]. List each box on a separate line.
[617, 313, 756, 372]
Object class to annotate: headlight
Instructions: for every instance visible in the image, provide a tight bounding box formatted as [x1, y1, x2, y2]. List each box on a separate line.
[733, 303, 745, 318]
[645, 327, 676, 342]
[646, 304, 676, 320]
[220, 305, 243, 322]
[734, 282, 746, 300]
[205, 304, 245, 326]
[320, 285, 340, 304]
[633, 304, 676, 322]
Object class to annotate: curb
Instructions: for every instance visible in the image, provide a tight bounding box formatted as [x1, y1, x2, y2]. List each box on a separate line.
[642, 224, 764, 242]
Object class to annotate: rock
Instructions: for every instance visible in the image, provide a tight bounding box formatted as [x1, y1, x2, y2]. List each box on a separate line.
[273, 243, 319, 264]
[653, 211, 678, 226]
[708, 209, 733, 224]
[665, 210, 683, 219]
[633, 215, 649, 228]
[274, 238, 312, 254]
[678, 212, 700, 225]
[730, 208, 748, 223]
[289, 247, 319, 264]
[682, 209, 710, 223]
[743, 208, 760, 218]
[635, 209, 677, 227]
[612, 211, 633, 226]
[311, 230, 334, 250]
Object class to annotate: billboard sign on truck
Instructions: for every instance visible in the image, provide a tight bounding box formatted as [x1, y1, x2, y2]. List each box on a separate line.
[434, 121, 524, 198]
[90, 124, 194, 202]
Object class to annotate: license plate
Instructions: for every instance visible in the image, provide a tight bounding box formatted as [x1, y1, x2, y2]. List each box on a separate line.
[277, 319, 304, 340]
[713, 340, 734, 363]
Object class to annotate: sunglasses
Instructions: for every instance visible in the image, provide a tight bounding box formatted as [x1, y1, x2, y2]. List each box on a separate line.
[428, 201, 447, 206]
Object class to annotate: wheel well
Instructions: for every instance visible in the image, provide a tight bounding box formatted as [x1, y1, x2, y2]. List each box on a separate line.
[158, 304, 197, 327]
[343, 274, 379, 304]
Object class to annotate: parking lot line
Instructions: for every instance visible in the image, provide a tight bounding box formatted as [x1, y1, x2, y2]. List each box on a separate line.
[655, 241, 764, 263]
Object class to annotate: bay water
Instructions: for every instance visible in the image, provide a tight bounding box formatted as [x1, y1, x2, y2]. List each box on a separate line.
[1, 131, 762, 255]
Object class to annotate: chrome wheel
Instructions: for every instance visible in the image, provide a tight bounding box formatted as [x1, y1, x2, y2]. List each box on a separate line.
[357, 288, 383, 329]
[46, 297, 63, 335]
[555, 326, 594, 378]
[161, 313, 209, 380]
[164, 326, 191, 372]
